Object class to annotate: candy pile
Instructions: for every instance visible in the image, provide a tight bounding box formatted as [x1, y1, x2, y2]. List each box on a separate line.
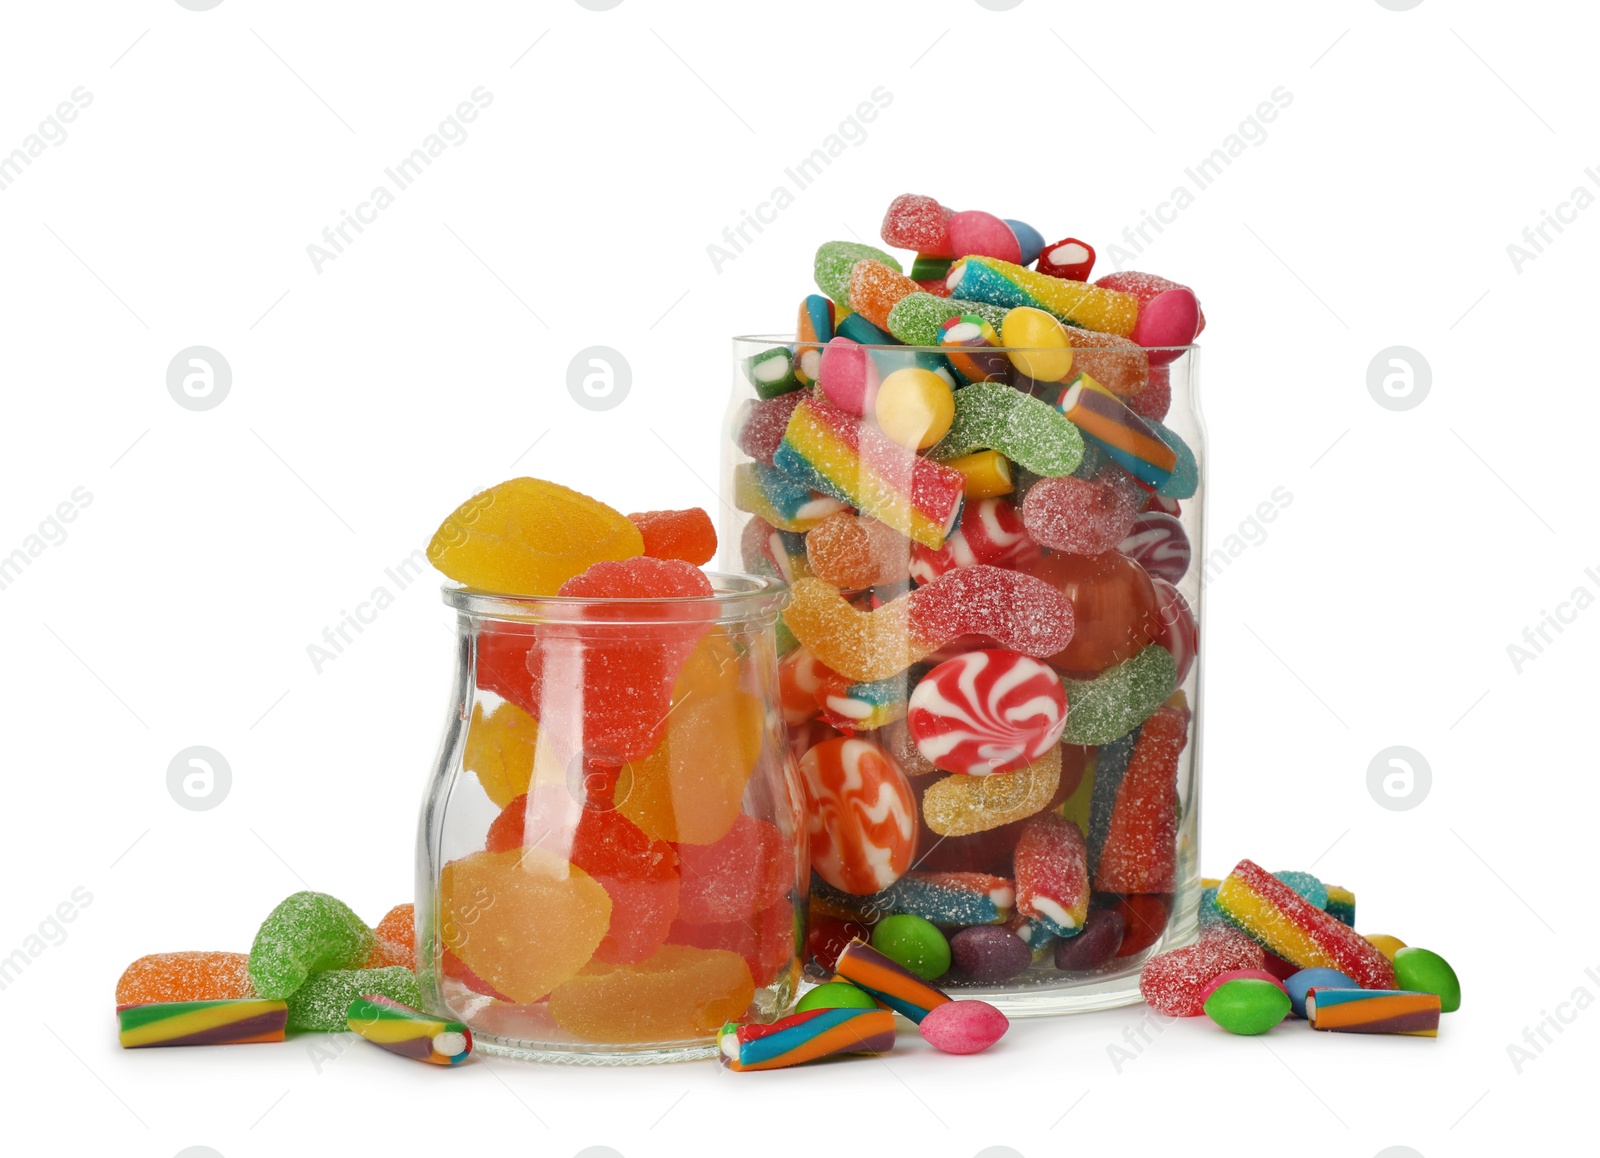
[1140, 859, 1461, 1037]
[733, 192, 1204, 990]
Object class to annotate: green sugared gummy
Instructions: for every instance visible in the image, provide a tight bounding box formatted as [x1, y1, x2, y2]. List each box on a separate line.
[1060, 644, 1178, 746]
[929, 381, 1084, 477]
[285, 966, 420, 1032]
[886, 293, 1007, 346]
[870, 913, 951, 981]
[796, 981, 880, 1013]
[814, 240, 901, 303]
[743, 346, 801, 399]
[1392, 947, 1461, 1013]
[248, 891, 377, 1000]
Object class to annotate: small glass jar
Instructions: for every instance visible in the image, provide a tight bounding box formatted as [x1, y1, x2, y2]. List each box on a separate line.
[416, 575, 805, 1063]
[724, 335, 1205, 1016]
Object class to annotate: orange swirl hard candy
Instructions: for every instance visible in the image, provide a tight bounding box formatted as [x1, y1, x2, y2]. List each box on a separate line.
[800, 737, 918, 895]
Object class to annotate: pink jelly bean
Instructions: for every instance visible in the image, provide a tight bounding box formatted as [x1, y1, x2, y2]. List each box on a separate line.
[918, 998, 1009, 1054]
[881, 193, 952, 256]
[1139, 927, 1266, 1017]
[947, 210, 1022, 264]
[817, 336, 879, 417]
[1021, 475, 1143, 556]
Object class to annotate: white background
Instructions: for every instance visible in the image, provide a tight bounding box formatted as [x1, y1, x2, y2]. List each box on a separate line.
[1, 1, 1594, 1156]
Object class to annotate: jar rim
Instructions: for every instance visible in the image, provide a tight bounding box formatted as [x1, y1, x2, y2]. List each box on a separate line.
[441, 571, 788, 625]
[733, 333, 1200, 356]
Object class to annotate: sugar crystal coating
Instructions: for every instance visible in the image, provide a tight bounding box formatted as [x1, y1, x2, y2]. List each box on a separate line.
[117, 951, 255, 1006]
[285, 966, 420, 1033]
[815, 240, 902, 303]
[627, 508, 717, 566]
[1022, 474, 1144, 556]
[1059, 644, 1178, 746]
[1139, 927, 1266, 1016]
[929, 381, 1085, 478]
[248, 892, 378, 1001]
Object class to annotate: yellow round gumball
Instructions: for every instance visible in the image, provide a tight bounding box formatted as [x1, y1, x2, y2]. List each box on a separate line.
[1001, 306, 1074, 383]
[874, 368, 955, 450]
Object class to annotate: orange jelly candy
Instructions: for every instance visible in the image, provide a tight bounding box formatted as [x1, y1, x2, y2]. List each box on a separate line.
[463, 700, 542, 809]
[614, 688, 764, 845]
[116, 951, 255, 1005]
[364, 903, 416, 969]
[439, 848, 611, 1004]
[547, 944, 755, 1044]
[627, 508, 718, 566]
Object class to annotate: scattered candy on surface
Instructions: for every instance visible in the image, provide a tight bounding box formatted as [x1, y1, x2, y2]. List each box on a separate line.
[346, 994, 473, 1065]
[286, 966, 421, 1033]
[1305, 988, 1441, 1037]
[1283, 967, 1356, 1019]
[918, 999, 1009, 1054]
[1203, 974, 1291, 1036]
[1392, 947, 1461, 1013]
[796, 981, 880, 1013]
[248, 892, 377, 1001]
[118, 1000, 287, 1048]
[834, 938, 951, 1024]
[719, 1006, 897, 1071]
[117, 952, 255, 1006]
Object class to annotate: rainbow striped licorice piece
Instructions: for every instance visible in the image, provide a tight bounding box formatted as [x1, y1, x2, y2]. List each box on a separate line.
[815, 670, 907, 731]
[1305, 988, 1441, 1037]
[732, 460, 848, 534]
[1056, 374, 1177, 487]
[796, 294, 840, 385]
[346, 994, 473, 1065]
[774, 392, 966, 549]
[834, 939, 952, 1024]
[118, 999, 287, 1048]
[719, 1006, 897, 1072]
[946, 257, 1139, 337]
[1215, 860, 1396, 990]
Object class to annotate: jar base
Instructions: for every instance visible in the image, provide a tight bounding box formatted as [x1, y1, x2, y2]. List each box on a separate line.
[475, 1034, 720, 1066]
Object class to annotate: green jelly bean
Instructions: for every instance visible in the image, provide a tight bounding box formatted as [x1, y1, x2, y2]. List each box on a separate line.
[871, 913, 951, 981]
[796, 981, 880, 1013]
[1204, 978, 1291, 1035]
[1393, 947, 1461, 1013]
[1060, 644, 1178, 746]
[249, 891, 377, 1000]
[929, 381, 1084, 477]
[285, 966, 420, 1033]
[886, 292, 1008, 346]
[814, 240, 901, 303]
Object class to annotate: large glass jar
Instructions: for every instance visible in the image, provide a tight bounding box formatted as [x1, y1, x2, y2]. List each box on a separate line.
[416, 576, 806, 1063]
[724, 334, 1204, 1015]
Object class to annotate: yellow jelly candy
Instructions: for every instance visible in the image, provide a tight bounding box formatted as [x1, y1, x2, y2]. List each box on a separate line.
[615, 689, 764, 846]
[440, 848, 611, 1004]
[548, 945, 755, 1044]
[463, 701, 542, 808]
[922, 746, 1062, 836]
[1001, 306, 1074, 384]
[427, 478, 644, 597]
[674, 630, 743, 701]
[782, 578, 928, 683]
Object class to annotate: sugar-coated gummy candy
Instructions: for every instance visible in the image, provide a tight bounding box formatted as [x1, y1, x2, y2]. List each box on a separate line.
[1139, 927, 1266, 1016]
[849, 260, 923, 330]
[909, 496, 1039, 586]
[919, 998, 1009, 1054]
[614, 687, 764, 845]
[783, 578, 924, 682]
[819, 871, 1014, 927]
[886, 292, 1007, 346]
[1056, 377, 1177, 487]
[1086, 730, 1138, 873]
[426, 478, 644, 598]
[627, 508, 717, 566]
[1021, 474, 1143, 557]
[1365, 933, 1407, 960]
[815, 240, 902, 303]
[881, 194, 953, 255]
[1392, 947, 1461, 1013]
[805, 512, 910, 590]
[117, 999, 287, 1048]
[735, 393, 808, 467]
[719, 1006, 897, 1071]
[367, 904, 416, 970]
[950, 925, 1032, 983]
[285, 966, 420, 1033]
[735, 462, 851, 534]
[743, 346, 801, 398]
[1093, 271, 1204, 361]
[948, 256, 1138, 337]
[1005, 219, 1044, 266]
[1272, 870, 1329, 913]
[676, 813, 790, 925]
[463, 700, 540, 809]
[908, 564, 1078, 661]
[1283, 967, 1355, 1019]
[1095, 705, 1186, 894]
[1059, 644, 1178, 746]
[1014, 813, 1089, 935]
[796, 981, 880, 1013]
[347, 994, 473, 1065]
[440, 847, 612, 1004]
[801, 737, 917, 895]
[1001, 306, 1074, 383]
[1128, 363, 1171, 422]
[1325, 885, 1357, 926]
[1112, 892, 1169, 958]
[816, 668, 908, 731]
[1054, 909, 1124, 972]
[248, 892, 377, 1001]
[929, 381, 1085, 478]
[875, 368, 955, 450]
[871, 913, 951, 981]
[948, 210, 1022, 264]
[548, 944, 754, 1044]
[1119, 512, 1190, 584]
[742, 516, 810, 584]
[1036, 237, 1096, 282]
[907, 649, 1067, 776]
[1204, 975, 1291, 1036]
[923, 746, 1061, 837]
[117, 952, 255, 1006]
[1028, 551, 1159, 678]
[669, 896, 795, 988]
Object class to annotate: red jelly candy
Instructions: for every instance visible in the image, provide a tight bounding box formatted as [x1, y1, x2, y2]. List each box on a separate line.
[735, 392, 808, 466]
[1109, 893, 1171, 958]
[881, 193, 953, 256]
[1021, 474, 1143, 557]
[807, 913, 873, 974]
[907, 564, 1076, 659]
[476, 624, 540, 717]
[1095, 706, 1187, 895]
[1139, 926, 1265, 1016]
[675, 814, 792, 925]
[1027, 551, 1159, 677]
[627, 509, 717, 566]
[670, 897, 796, 987]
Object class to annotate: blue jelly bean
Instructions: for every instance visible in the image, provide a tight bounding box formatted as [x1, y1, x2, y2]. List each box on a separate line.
[1283, 967, 1355, 1019]
[1005, 218, 1045, 266]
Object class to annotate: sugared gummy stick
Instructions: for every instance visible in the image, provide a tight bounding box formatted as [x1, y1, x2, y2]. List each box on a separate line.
[947, 257, 1138, 337]
[1215, 860, 1397, 989]
[116, 951, 255, 1005]
[347, 994, 473, 1065]
[719, 1007, 897, 1071]
[1014, 813, 1089, 936]
[834, 939, 952, 1024]
[815, 240, 902, 302]
[1305, 988, 1440, 1037]
[733, 461, 848, 533]
[248, 892, 377, 1000]
[928, 382, 1085, 478]
[118, 999, 287, 1048]
[887, 293, 1008, 346]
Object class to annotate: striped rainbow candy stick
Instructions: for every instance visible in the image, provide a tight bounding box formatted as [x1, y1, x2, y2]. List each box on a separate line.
[947, 257, 1139, 337]
[346, 994, 473, 1065]
[774, 393, 966, 549]
[1216, 859, 1396, 989]
[117, 999, 287, 1048]
[1056, 374, 1178, 487]
[834, 939, 951, 1024]
[719, 1006, 897, 1072]
[1306, 988, 1440, 1037]
[732, 460, 848, 533]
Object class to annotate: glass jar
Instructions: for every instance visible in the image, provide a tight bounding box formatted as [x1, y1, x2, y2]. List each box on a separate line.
[724, 334, 1204, 1016]
[415, 575, 806, 1063]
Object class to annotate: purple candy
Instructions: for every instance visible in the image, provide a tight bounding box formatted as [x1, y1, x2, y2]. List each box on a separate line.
[949, 926, 1032, 983]
[1054, 909, 1124, 972]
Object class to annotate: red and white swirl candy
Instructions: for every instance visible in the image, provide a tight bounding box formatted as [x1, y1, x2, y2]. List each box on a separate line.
[907, 648, 1068, 776]
[1119, 511, 1191, 584]
[1150, 578, 1198, 684]
[910, 497, 1041, 585]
